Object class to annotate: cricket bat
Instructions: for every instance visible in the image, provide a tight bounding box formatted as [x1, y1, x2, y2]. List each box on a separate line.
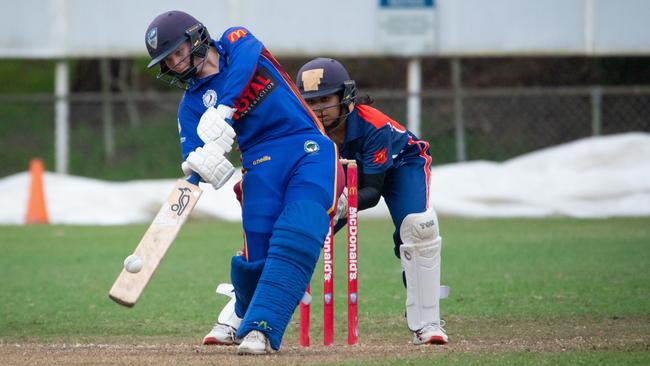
[109, 173, 203, 307]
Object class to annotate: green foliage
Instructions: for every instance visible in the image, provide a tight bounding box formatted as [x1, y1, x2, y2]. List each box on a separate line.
[66, 117, 184, 180]
[0, 103, 56, 174]
[0, 60, 55, 93]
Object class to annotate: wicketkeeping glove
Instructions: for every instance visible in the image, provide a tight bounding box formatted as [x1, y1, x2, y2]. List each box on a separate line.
[185, 141, 235, 190]
[333, 187, 348, 221]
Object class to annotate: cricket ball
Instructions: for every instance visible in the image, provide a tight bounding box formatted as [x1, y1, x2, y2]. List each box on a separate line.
[124, 254, 144, 273]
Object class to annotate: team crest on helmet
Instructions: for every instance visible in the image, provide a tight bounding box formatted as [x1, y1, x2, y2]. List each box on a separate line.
[202, 89, 217, 108]
[146, 27, 158, 49]
[304, 140, 319, 153]
[301, 68, 324, 92]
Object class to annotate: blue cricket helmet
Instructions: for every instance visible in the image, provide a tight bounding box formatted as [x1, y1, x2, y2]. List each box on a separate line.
[144, 10, 211, 88]
[145, 10, 206, 68]
[296, 58, 357, 105]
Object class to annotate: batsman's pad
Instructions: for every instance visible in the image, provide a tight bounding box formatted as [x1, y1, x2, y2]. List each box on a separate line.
[236, 200, 329, 350]
[399, 208, 443, 331]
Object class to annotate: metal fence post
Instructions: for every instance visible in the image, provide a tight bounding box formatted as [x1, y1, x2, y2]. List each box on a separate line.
[591, 86, 602, 136]
[452, 58, 467, 161]
[100, 59, 116, 159]
[55, 60, 69, 174]
[407, 58, 422, 137]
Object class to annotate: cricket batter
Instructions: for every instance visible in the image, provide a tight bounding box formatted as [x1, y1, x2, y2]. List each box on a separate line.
[296, 58, 448, 345]
[144, 11, 341, 354]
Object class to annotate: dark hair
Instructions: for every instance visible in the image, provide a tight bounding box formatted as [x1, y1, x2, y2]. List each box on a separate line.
[355, 93, 374, 106]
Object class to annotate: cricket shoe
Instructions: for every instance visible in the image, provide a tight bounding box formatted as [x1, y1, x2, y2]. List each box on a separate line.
[203, 283, 242, 345]
[202, 323, 241, 345]
[413, 321, 448, 345]
[237, 330, 272, 355]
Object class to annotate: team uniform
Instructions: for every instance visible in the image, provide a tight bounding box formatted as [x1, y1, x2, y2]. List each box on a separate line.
[337, 105, 431, 255]
[339, 105, 446, 343]
[176, 27, 341, 350]
[296, 57, 448, 345]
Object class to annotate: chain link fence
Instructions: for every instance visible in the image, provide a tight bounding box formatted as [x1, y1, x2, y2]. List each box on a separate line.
[367, 86, 650, 165]
[1, 84, 649, 179]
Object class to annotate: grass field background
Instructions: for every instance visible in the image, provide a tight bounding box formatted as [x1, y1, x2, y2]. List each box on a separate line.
[1, 217, 649, 365]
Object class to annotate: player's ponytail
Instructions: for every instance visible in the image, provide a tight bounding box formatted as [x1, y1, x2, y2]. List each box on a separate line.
[355, 94, 374, 106]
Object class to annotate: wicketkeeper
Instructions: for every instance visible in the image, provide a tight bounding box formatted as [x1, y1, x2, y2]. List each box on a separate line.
[295, 58, 448, 345]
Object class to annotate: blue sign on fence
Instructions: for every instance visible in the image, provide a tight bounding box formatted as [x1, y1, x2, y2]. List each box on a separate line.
[380, 0, 435, 8]
[377, 0, 436, 55]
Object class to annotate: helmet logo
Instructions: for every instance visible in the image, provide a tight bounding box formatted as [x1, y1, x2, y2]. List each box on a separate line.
[304, 140, 320, 153]
[202, 89, 218, 108]
[301, 69, 324, 92]
[147, 27, 158, 49]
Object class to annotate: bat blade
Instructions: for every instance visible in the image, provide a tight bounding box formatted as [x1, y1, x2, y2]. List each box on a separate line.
[108, 179, 202, 307]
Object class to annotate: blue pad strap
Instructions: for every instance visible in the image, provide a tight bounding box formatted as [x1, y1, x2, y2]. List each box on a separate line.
[230, 255, 265, 319]
[236, 200, 329, 350]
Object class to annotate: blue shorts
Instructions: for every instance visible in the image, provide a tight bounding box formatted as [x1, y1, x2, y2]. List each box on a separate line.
[239, 134, 339, 261]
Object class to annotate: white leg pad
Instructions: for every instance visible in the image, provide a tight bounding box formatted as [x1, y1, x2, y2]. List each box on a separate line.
[399, 208, 442, 331]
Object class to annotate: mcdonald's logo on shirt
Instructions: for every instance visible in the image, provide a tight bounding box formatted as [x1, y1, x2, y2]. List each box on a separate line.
[227, 29, 248, 43]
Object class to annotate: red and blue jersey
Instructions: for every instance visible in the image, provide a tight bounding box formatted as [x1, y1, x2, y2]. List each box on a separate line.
[175, 26, 340, 265]
[177, 26, 323, 159]
[340, 104, 433, 256]
[340, 105, 429, 175]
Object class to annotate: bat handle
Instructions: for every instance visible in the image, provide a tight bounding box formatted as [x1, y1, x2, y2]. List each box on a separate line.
[187, 171, 202, 185]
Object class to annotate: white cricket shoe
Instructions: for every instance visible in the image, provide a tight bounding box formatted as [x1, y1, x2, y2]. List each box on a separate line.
[237, 330, 272, 355]
[202, 323, 241, 345]
[203, 284, 242, 345]
[413, 322, 448, 345]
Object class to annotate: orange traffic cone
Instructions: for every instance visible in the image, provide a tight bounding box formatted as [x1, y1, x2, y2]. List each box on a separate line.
[25, 158, 49, 224]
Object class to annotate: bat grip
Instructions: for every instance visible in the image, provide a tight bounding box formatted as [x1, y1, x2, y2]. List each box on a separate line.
[187, 171, 202, 185]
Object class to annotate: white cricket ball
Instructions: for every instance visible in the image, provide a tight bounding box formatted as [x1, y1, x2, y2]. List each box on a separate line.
[123, 254, 144, 273]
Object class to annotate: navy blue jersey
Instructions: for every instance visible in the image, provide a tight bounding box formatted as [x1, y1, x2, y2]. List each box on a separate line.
[177, 26, 323, 159]
[339, 105, 423, 174]
[338, 104, 433, 256]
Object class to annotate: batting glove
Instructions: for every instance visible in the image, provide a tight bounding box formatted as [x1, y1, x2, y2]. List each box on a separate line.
[180, 161, 192, 177]
[185, 142, 235, 190]
[197, 105, 237, 152]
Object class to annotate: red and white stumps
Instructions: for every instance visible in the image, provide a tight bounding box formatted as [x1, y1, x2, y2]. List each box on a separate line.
[299, 159, 359, 347]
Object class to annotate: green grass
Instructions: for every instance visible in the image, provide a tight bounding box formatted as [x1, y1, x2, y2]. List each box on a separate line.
[364, 351, 650, 366]
[0, 217, 648, 365]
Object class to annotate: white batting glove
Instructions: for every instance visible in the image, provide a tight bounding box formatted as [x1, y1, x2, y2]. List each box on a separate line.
[180, 161, 192, 177]
[185, 142, 235, 190]
[334, 187, 348, 221]
[197, 105, 237, 153]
